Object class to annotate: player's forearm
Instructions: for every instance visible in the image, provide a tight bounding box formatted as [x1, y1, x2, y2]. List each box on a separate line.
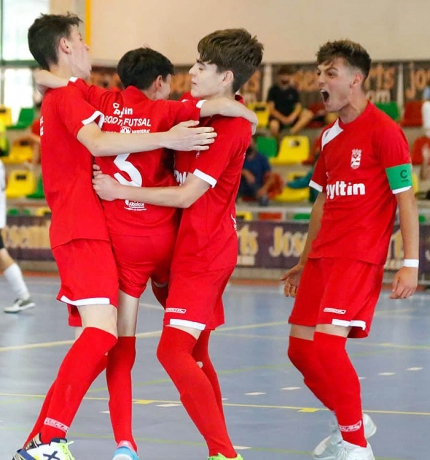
[397, 189, 419, 259]
[85, 131, 170, 156]
[201, 98, 257, 124]
[114, 183, 193, 208]
[34, 69, 68, 91]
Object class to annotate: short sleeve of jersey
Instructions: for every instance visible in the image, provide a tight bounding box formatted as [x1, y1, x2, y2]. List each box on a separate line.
[68, 78, 110, 109]
[53, 85, 104, 138]
[166, 99, 201, 125]
[191, 117, 250, 187]
[374, 124, 412, 193]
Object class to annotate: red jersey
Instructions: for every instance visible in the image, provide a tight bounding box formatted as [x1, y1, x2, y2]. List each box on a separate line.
[71, 80, 202, 236]
[40, 86, 109, 248]
[309, 102, 411, 265]
[172, 94, 252, 271]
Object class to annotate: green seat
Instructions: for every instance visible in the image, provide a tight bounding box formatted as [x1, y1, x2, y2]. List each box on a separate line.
[27, 175, 45, 199]
[375, 101, 400, 122]
[256, 136, 278, 158]
[7, 107, 35, 130]
[293, 213, 311, 221]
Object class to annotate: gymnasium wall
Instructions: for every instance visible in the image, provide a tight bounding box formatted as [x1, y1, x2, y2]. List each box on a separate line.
[81, 0, 430, 65]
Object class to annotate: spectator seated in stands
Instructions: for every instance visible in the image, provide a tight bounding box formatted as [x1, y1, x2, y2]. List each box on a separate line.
[267, 65, 314, 141]
[238, 138, 283, 206]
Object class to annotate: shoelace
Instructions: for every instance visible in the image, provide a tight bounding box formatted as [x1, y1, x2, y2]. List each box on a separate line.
[59, 441, 75, 460]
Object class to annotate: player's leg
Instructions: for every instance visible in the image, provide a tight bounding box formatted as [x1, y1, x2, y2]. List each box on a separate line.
[108, 290, 139, 459]
[14, 239, 118, 460]
[157, 269, 240, 459]
[311, 259, 382, 460]
[287, 259, 335, 410]
[192, 328, 225, 420]
[0, 164, 34, 313]
[23, 325, 108, 448]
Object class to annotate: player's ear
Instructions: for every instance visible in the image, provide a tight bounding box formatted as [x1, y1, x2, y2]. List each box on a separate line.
[222, 70, 234, 88]
[59, 37, 71, 54]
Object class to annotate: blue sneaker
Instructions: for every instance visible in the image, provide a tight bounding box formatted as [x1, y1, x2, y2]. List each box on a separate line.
[113, 445, 140, 460]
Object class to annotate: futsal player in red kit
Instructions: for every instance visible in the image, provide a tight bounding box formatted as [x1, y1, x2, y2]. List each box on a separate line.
[93, 29, 264, 460]
[34, 46, 257, 460]
[281, 40, 419, 460]
[14, 13, 219, 460]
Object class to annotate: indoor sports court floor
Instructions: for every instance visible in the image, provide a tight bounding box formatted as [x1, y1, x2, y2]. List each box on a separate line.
[0, 273, 429, 460]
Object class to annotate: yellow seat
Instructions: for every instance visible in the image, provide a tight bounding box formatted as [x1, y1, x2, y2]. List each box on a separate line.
[0, 106, 12, 127]
[247, 102, 270, 129]
[412, 171, 419, 194]
[34, 206, 51, 216]
[236, 210, 253, 221]
[2, 140, 34, 164]
[270, 135, 310, 165]
[6, 170, 36, 198]
[273, 171, 311, 203]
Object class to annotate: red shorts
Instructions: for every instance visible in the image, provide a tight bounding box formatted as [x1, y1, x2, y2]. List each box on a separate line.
[289, 258, 384, 338]
[110, 230, 176, 298]
[165, 266, 235, 331]
[53, 239, 119, 328]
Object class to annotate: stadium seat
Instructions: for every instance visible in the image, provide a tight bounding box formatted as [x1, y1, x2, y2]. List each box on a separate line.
[412, 171, 419, 194]
[258, 211, 283, 221]
[5, 169, 36, 198]
[0, 106, 12, 127]
[0, 120, 9, 157]
[34, 206, 51, 216]
[27, 175, 45, 199]
[401, 100, 423, 127]
[270, 135, 310, 165]
[410, 136, 430, 165]
[272, 171, 311, 203]
[2, 139, 33, 164]
[375, 101, 400, 121]
[256, 136, 278, 158]
[7, 107, 35, 130]
[293, 213, 311, 221]
[247, 102, 270, 129]
[236, 210, 253, 221]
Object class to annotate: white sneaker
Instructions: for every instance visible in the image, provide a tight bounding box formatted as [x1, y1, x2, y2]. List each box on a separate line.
[13, 438, 75, 460]
[334, 441, 374, 460]
[4, 297, 36, 313]
[313, 413, 377, 460]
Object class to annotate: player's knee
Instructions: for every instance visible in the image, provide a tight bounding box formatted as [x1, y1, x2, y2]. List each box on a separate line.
[287, 336, 307, 370]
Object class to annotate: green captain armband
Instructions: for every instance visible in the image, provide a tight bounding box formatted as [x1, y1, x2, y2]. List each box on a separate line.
[385, 163, 412, 192]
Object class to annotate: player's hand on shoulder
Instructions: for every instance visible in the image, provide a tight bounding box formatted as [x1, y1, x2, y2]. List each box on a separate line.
[165, 120, 217, 151]
[389, 266, 418, 299]
[281, 263, 305, 298]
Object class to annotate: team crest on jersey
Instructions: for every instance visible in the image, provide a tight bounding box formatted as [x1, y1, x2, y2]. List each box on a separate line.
[350, 149, 362, 169]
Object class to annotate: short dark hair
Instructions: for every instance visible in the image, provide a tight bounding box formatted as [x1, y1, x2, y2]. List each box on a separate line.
[316, 39, 371, 81]
[28, 13, 82, 70]
[117, 47, 174, 90]
[197, 28, 263, 93]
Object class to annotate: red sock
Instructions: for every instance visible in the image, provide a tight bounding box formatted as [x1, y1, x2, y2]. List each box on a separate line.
[157, 327, 236, 458]
[151, 280, 168, 308]
[288, 336, 335, 410]
[106, 336, 137, 451]
[24, 354, 108, 447]
[40, 327, 117, 443]
[192, 330, 225, 421]
[314, 332, 366, 447]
